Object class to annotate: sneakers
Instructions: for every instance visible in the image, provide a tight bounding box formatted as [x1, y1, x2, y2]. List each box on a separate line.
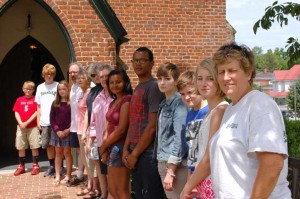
[60, 166, 66, 177]
[14, 164, 25, 176]
[67, 176, 84, 186]
[31, 163, 40, 175]
[44, 165, 55, 177]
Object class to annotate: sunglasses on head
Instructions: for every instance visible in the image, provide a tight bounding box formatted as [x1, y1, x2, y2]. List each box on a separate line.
[90, 74, 97, 78]
[219, 44, 248, 58]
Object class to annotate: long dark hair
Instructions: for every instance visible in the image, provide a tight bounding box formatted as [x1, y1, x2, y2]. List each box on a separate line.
[106, 69, 133, 99]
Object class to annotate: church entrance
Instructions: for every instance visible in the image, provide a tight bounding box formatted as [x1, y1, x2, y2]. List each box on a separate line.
[0, 35, 64, 154]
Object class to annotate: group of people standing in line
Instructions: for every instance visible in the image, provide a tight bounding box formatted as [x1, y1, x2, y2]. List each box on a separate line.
[12, 43, 291, 199]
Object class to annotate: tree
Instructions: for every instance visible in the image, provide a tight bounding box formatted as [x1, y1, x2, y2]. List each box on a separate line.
[252, 46, 288, 71]
[253, 83, 262, 91]
[287, 79, 300, 116]
[253, 1, 300, 68]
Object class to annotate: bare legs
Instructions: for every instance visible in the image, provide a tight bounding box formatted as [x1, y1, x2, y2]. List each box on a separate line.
[94, 160, 108, 199]
[107, 166, 130, 199]
[55, 146, 72, 181]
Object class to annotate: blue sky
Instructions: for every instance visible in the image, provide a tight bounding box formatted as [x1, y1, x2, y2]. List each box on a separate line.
[226, 0, 300, 52]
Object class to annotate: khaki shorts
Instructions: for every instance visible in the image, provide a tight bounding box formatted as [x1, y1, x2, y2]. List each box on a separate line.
[41, 126, 51, 149]
[78, 134, 97, 177]
[158, 161, 188, 199]
[15, 126, 41, 150]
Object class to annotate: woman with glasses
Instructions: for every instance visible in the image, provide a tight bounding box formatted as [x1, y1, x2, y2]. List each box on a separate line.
[181, 43, 291, 199]
[85, 63, 113, 199]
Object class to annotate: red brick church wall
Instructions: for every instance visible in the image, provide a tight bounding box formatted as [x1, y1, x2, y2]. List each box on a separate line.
[1, 0, 232, 86]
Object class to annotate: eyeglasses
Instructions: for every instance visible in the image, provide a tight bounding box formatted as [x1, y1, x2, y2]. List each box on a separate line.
[90, 74, 97, 78]
[219, 44, 248, 58]
[131, 59, 149, 64]
[23, 88, 33, 91]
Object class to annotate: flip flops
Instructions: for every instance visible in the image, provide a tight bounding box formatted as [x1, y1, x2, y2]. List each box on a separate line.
[76, 188, 91, 196]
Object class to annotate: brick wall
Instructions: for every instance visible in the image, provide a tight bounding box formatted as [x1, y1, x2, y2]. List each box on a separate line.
[109, 0, 231, 85]
[1, 0, 232, 87]
[43, 0, 115, 66]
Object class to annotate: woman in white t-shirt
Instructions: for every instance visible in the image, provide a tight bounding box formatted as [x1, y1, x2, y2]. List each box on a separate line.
[181, 43, 291, 199]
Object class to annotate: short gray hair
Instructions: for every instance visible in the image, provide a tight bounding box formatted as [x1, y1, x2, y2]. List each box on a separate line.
[69, 62, 84, 73]
[87, 62, 112, 77]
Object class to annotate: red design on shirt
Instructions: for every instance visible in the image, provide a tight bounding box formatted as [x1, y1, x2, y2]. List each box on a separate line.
[128, 88, 145, 143]
[196, 178, 215, 199]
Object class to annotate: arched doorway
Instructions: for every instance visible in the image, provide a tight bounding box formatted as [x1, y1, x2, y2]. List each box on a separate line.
[0, 0, 76, 154]
[0, 35, 64, 154]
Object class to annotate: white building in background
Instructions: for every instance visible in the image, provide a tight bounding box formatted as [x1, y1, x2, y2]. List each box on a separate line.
[270, 65, 300, 112]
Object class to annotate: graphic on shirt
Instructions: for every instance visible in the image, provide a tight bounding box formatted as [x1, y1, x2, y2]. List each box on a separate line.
[226, 123, 238, 129]
[283, 130, 287, 143]
[13, 96, 37, 128]
[40, 91, 57, 96]
[186, 118, 203, 165]
[128, 88, 145, 143]
[21, 101, 34, 112]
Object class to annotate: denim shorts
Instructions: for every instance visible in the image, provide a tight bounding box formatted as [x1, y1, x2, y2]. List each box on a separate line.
[108, 145, 125, 167]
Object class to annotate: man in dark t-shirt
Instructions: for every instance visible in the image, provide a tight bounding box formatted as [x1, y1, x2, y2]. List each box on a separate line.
[123, 47, 165, 198]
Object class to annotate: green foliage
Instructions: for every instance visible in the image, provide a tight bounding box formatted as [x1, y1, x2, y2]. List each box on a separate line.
[285, 119, 300, 158]
[253, 1, 300, 67]
[252, 47, 288, 71]
[253, 83, 261, 91]
[287, 80, 300, 115]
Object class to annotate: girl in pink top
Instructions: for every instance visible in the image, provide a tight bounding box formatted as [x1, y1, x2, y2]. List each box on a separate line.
[99, 69, 133, 199]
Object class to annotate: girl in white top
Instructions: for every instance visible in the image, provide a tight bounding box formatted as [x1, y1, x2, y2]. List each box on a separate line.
[195, 59, 228, 199]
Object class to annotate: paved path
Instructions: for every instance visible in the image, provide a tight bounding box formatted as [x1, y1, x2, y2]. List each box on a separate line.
[0, 166, 87, 199]
[0, 151, 86, 199]
[0, 171, 86, 199]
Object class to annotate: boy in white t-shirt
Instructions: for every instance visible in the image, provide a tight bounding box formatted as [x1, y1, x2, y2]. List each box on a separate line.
[35, 64, 58, 177]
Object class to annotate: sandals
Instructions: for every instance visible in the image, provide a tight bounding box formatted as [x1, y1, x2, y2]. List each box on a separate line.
[83, 190, 101, 199]
[54, 179, 60, 186]
[60, 178, 70, 184]
[76, 188, 91, 196]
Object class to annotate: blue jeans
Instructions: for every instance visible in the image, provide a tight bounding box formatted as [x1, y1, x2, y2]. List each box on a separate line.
[131, 149, 164, 199]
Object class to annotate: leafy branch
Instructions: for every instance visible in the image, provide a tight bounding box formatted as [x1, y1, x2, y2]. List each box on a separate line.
[253, 1, 300, 67]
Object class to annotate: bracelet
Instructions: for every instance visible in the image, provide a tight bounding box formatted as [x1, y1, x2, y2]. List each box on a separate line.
[167, 169, 176, 178]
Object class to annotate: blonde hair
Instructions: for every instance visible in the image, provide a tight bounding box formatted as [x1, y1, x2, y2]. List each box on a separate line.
[23, 81, 35, 89]
[42, 63, 56, 77]
[53, 80, 70, 107]
[196, 58, 225, 97]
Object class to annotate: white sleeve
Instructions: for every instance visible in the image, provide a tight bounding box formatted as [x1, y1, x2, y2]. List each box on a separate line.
[34, 86, 41, 105]
[248, 101, 288, 158]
